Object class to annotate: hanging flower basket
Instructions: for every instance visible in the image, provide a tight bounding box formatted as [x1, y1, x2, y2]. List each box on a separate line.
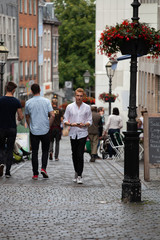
[83, 96, 95, 105]
[104, 96, 115, 102]
[119, 38, 149, 55]
[99, 93, 118, 103]
[98, 19, 160, 58]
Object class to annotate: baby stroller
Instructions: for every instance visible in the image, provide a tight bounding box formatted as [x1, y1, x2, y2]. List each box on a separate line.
[99, 136, 110, 159]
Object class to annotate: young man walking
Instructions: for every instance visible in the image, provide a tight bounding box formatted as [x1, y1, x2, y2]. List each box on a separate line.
[25, 84, 54, 180]
[63, 88, 92, 184]
[0, 82, 24, 177]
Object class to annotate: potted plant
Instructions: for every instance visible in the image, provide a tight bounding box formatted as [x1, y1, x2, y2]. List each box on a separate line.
[98, 19, 160, 58]
[83, 96, 95, 105]
[98, 93, 118, 103]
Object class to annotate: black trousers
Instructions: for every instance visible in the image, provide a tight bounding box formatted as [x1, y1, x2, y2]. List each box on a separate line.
[30, 131, 50, 175]
[70, 136, 87, 177]
[0, 128, 17, 174]
[49, 128, 61, 159]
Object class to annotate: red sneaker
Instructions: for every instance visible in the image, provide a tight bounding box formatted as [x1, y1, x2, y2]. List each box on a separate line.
[32, 175, 38, 180]
[41, 169, 49, 178]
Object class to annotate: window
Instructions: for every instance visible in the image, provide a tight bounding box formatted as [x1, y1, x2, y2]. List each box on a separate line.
[44, 31, 47, 50]
[33, 0, 36, 15]
[48, 59, 51, 81]
[9, 35, 12, 55]
[20, 61, 23, 79]
[33, 60, 37, 78]
[20, 0, 23, 13]
[47, 31, 51, 50]
[33, 29, 36, 47]
[25, 61, 28, 79]
[3, 17, 6, 34]
[13, 18, 16, 34]
[29, 61, 32, 78]
[20, 27, 23, 46]
[13, 36, 16, 55]
[44, 59, 47, 82]
[29, 28, 32, 47]
[53, 37, 58, 65]
[29, 0, 32, 14]
[8, 18, 11, 34]
[25, 28, 28, 47]
[24, 0, 27, 14]
[52, 6, 54, 18]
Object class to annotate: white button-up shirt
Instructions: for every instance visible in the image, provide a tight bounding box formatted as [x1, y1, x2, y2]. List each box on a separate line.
[63, 102, 92, 139]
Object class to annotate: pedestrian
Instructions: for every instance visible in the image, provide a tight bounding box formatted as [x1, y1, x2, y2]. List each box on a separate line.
[88, 106, 102, 162]
[49, 98, 63, 161]
[63, 88, 92, 184]
[104, 107, 123, 158]
[0, 82, 24, 177]
[25, 83, 55, 180]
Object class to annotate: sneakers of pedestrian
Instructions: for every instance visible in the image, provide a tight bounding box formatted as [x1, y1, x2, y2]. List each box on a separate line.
[77, 176, 83, 184]
[49, 152, 53, 160]
[5, 172, 11, 178]
[55, 158, 59, 161]
[32, 175, 38, 180]
[41, 168, 49, 178]
[0, 164, 4, 177]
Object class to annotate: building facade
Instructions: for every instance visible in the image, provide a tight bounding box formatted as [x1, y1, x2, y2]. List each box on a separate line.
[96, 0, 160, 129]
[19, 0, 38, 98]
[138, 0, 160, 116]
[0, 0, 19, 97]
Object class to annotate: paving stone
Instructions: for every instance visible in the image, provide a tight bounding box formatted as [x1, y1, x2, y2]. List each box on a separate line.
[0, 136, 160, 239]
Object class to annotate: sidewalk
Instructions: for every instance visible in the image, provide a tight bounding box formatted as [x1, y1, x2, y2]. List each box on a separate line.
[0, 136, 160, 240]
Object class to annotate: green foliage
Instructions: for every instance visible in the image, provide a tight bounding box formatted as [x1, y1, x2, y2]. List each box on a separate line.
[53, 0, 95, 90]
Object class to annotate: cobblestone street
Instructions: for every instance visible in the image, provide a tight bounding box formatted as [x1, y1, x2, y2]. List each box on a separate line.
[0, 136, 160, 240]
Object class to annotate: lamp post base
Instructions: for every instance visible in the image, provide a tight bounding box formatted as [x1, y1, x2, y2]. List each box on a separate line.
[122, 131, 141, 202]
[122, 180, 141, 202]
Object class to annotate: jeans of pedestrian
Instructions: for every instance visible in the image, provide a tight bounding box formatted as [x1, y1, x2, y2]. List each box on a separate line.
[70, 136, 87, 177]
[108, 128, 120, 157]
[49, 128, 61, 159]
[30, 131, 50, 175]
[0, 128, 17, 174]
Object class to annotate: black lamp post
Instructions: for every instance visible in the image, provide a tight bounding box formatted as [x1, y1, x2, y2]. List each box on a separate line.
[0, 40, 9, 96]
[122, 0, 141, 202]
[83, 70, 91, 97]
[105, 60, 117, 115]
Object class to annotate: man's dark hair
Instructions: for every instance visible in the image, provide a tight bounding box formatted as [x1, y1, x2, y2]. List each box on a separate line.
[6, 82, 17, 92]
[31, 84, 40, 94]
[112, 107, 119, 115]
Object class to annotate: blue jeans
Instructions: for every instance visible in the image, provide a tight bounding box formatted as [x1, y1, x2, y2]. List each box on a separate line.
[30, 131, 50, 175]
[0, 128, 17, 173]
[70, 137, 87, 177]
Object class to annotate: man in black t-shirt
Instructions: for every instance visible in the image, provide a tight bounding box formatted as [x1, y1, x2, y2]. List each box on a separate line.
[49, 98, 63, 161]
[0, 82, 24, 177]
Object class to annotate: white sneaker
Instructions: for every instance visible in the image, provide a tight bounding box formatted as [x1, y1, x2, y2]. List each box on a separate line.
[73, 178, 77, 183]
[77, 176, 83, 184]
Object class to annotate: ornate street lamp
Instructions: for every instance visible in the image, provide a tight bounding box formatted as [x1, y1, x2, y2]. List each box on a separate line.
[0, 39, 9, 96]
[19, 85, 26, 98]
[122, 0, 142, 202]
[105, 60, 117, 115]
[83, 70, 91, 97]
